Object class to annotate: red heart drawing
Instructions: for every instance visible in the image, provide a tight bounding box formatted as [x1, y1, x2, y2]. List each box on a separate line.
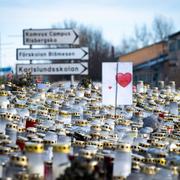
[108, 86, 112, 89]
[116, 73, 132, 87]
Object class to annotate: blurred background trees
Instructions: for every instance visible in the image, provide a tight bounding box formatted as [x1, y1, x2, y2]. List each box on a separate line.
[52, 20, 113, 81]
[117, 15, 175, 55]
[50, 15, 175, 81]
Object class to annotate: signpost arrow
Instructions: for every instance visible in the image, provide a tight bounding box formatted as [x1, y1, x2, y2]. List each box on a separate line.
[16, 47, 89, 60]
[80, 63, 88, 75]
[23, 29, 79, 45]
[16, 63, 88, 75]
[72, 29, 79, 44]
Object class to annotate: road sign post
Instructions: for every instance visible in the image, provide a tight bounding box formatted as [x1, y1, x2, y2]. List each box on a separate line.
[70, 60, 75, 87]
[23, 29, 79, 45]
[16, 47, 89, 60]
[16, 63, 88, 75]
[16, 28, 89, 81]
[30, 44, 32, 64]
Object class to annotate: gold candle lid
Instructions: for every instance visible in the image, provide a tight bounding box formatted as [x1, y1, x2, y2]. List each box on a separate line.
[139, 142, 151, 148]
[152, 141, 166, 148]
[43, 139, 56, 145]
[116, 119, 131, 126]
[116, 143, 131, 152]
[31, 138, 44, 144]
[18, 126, 26, 133]
[53, 143, 71, 153]
[103, 141, 115, 149]
[145, 157, 155, 164]
[86, 140, 103, 149]
[59, 110, 70, 116]
[26, 127, 37, 134]
[73, 140, 85, 147]
[90, 131, 101, 139]
[0, 146, 11, 155]
[0, 134, 10, 140]
[6, 144, 20, 152]
[71, 112, 80, 116]
[25, 143, 44, 153]
[132, 161, 141, 170]
[37, 110, 48, 116]
[48, 108, 59, 114]
[133, 155, 145, 163]
[15, 103, 27, 109]
[95, 152, 104, 161]
[142, 165, 157, 175]
[80, 149, 96, 159]
[0, 112, 14, 121]
[131, 144, 140, 152]
[0, 90, 8, 96]
[75, 119, 88, 126]
[36, 125, 48, 132]
[156, 152, 167, 158]
[6, 123, 18, 131]
[155, 158, 166, 166]
[83, 110, 92, 115]
[10, 154, 28, 167]
[91, 124, 101, 131]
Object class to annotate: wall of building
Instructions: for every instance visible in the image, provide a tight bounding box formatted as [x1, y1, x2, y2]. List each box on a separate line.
[119, 41, 167, 65]
[118, 41, 168, 86]
[168, 32, 180, 62]
[167, 32, 180, 87]
[117, 33, 180, 87]
[134, 62, 168, 86]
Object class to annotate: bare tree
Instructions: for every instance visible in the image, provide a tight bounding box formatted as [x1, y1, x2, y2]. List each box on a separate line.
[52, 20, 113, 81]
[117, 24, 152, 55]
[117, 15, 175, 55]
[134, 24, 152, 47]
[117, 36, 139, 55]
[152, 15, 174, 42]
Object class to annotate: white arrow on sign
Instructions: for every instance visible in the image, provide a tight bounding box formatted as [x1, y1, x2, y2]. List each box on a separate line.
[16, 47, 89, 60]
[16, 63, 88, 75]
[23, 29, 79, 45]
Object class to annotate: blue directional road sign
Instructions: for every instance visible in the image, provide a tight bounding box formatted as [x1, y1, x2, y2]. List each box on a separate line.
[0, 67, 12, 73]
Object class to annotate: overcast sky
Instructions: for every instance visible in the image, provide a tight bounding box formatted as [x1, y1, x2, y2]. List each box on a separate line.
[0, 0, 180, 68]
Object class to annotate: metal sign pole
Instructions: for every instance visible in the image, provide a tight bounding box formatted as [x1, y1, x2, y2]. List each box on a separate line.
[70, 59, 75, 87]
[115, 61, 119, 116]
[70, 44, 74, 87]
[30, 44, 32, 64]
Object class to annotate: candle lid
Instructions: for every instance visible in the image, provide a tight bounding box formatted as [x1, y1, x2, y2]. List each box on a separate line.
[25, 142, 44, 153]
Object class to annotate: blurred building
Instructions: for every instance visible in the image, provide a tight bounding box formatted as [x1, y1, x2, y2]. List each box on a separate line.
[167, 31, 180, 86]
[119, 31, 180, 87]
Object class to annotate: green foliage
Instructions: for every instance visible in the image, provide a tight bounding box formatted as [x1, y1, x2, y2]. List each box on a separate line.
[0, 76, 6, 85]
[78, 77, 93, 88]
[12, 71, 34, 87]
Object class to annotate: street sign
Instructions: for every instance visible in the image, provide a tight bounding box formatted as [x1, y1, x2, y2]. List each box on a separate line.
[0, 67, 12, 73]
[16, 47, 89, 60]
[16, 63, 88, 75]
[23, 29, 79, 45]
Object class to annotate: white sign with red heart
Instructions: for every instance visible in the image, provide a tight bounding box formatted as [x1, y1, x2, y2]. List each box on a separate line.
[102, 62, 133, 105]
